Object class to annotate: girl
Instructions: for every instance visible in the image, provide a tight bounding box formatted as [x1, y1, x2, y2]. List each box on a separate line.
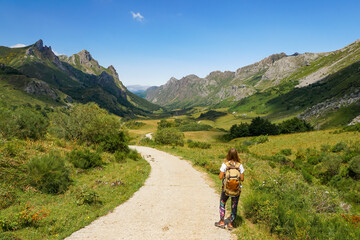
[215, 148, 244, 230]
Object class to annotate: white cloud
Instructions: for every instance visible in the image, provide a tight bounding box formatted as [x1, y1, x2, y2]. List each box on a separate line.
[131, 11, 144, 22]
[10, 43, 27, 48]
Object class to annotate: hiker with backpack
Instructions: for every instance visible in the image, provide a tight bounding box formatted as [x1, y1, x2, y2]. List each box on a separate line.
[215, 148, 244, 230]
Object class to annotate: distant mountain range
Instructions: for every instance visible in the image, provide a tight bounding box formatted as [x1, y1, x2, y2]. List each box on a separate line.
[0, 40, 161, 117]
[144, 39, 360, 128]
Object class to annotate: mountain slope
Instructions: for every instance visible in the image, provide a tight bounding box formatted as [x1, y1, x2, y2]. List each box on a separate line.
[0, 40, 161, 116]
[145, 52, 324, 109]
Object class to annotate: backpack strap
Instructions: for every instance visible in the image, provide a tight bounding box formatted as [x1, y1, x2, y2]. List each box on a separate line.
[225, 161, 241, 170]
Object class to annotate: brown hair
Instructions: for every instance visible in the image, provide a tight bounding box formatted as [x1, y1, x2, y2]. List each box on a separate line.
[225, 148, 240, 163]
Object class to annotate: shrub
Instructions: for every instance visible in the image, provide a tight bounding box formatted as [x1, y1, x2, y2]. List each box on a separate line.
[249, 117, 278, 136]
[331, 142, 347, 153]
[0, 106, 49, 140]
[154, 128, 184, 146]
[318, 154, 342, 183]
[128, 149, 141, 161]
[68, 149, 103, 169]
[97, 132, 129, 153]
[280, 148, 292, 156]
[251, 135, 268, 144]
[114, 151, 127, 163]
[27, 153, 70, 194]
[278, 117, 313, 134]
[348, 155, 360, 179]
[76, 186, 102, 205]
[49, 103, 121, 143]
[188, 141, 211, 149]
[229, 123, 250, 139]
[157, 119, 174, 129]
[0, 187, 16, 210]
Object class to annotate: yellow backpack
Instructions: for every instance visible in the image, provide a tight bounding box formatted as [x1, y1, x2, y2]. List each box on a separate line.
[223, 161, 241, 197]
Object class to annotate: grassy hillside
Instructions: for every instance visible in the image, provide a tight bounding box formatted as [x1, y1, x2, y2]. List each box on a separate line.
[0, 42, 161, 118]
[0, 102, 150, 240]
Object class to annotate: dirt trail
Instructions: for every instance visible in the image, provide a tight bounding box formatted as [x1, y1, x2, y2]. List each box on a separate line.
[66, 146, 233, 240]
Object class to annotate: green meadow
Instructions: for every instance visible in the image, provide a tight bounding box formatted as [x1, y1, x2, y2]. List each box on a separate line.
[133, 116, 360, 240]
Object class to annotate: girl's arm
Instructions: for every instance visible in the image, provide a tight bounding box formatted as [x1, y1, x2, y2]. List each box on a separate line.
[219, 171, 224, 180]
[240, 173, 244, 182]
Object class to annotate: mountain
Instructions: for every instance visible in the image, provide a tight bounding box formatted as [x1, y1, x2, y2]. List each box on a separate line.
[145, 39, 360, 127]
[145, 52, 324, 109]
[0, 40, 161, 117]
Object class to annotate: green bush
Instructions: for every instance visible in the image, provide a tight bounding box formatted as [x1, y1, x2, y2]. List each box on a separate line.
[280, 148, 292, 156]
[97, 132, 129, 153]
[318, 154, 342, 183]
[0, 186, 16, 210]
[76, 186, 102, 205]
[278, 117, 313, 134]
[0, 106, 49, 140]
[68, 149, 103, 169]
[124, 121, 146, 129]
[331, 142, 347, 153]
[114, 151, 127, 163]
[49, 103, 121, 143]
[251, 135, 268, 144]
[348, 155, 360, 179]
[154, 128, 184, 146]
[27, 153, 70, 194]
[128, 149, 141, 161]
[188, 141, 211, 149]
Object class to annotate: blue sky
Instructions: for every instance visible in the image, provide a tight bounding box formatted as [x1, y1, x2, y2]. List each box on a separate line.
[1, 0, 360, 86]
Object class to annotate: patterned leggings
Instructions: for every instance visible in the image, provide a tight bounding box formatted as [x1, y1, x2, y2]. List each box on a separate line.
[219, 191, 240, 222]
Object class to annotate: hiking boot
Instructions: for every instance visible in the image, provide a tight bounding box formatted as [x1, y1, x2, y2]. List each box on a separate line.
[214, 220, 225, 229]
[227, 222, 233, 230]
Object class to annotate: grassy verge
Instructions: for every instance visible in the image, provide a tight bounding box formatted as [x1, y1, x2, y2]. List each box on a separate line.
[0, 138, 150, 240]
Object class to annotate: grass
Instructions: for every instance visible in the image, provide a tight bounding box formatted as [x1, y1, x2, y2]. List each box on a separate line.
[247, 129, 360, 158]
[135, 127, 360, 240]
[0, 138, 150, 240]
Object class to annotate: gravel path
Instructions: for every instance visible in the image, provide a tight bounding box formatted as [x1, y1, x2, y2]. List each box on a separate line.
[66, 146, 233, 240]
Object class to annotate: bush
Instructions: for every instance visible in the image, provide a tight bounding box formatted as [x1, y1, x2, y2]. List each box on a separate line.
[157, 119, 174, 129]
[154, 128, 184, 146]
[348, 155, 360, 179]
[229, 123, 250, 139]
[76, 186, 102, 205]
[251, 135, 269, 144]
[249, 117, 278, 136]
[188, 141, 211, 149]
[331, 142, 347, 153]
[114, 151, 127, 163]
[97, 132, 129, 153]
[49, 103, 121, 143]
[27, 153, 70, 194]
[0, 187, 16, 210]
[68, 149, 103, 169]
[318, 154, 342, 183]
[0, 106, 49, 140]
[128, 149, 141, 161]
[280, 148, 292, 156]
[278, 117, 313, 134]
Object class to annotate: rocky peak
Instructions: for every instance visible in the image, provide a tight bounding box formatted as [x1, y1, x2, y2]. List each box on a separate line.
[26, 39, 63, 68]
[77, 50, 93, 63]
[107, 65, 119, 80]
[34, 39, 44, 51]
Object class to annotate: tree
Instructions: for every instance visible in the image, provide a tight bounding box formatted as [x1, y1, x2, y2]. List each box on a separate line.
[249, 117, 278, 136]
